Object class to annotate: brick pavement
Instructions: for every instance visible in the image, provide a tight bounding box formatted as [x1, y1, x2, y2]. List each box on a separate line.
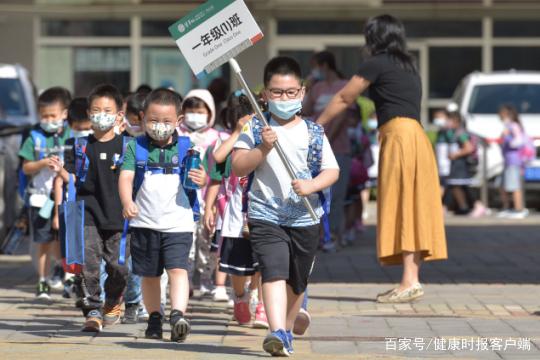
[0, 211, 539, 359]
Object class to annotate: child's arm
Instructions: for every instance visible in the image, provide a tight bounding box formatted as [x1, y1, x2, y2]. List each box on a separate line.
[22, 157, 59, 175]
[213, 114, 252, 164]
[52, 175, 64, 231]
[292, 168, 339, 197]
[188, 165, 208, 188]
[203, 180, 220, 233]
[119, 170, 138, 220]
[232, 126, 277, 177]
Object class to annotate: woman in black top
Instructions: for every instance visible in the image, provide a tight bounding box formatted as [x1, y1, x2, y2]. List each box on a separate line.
[317, 15, 447, 303]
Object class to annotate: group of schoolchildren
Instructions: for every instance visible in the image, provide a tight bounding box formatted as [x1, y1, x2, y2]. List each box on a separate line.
[433, 105, 532, 219]
[19, 55, 340, 357]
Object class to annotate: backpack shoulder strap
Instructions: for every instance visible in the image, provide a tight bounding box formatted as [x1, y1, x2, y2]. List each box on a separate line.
[304, 118, 324, 178]
[133, 135, 150, 198]
[30, 129, 47, 160]
[74, 136, 89, 187]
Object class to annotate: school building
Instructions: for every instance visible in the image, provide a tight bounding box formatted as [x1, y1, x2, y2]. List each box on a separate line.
[1, 0, 540, 123]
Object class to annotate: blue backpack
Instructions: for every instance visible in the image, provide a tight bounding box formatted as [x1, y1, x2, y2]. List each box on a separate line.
[18, 129, 60, 200]
[132, 135, 200, 221]
[247, 113, 332, 241]
[117, 135, 201, 265]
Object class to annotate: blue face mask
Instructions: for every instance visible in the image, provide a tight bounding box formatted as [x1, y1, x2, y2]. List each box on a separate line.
[311, 68, 325, 81]
[268, 99, 302, 121]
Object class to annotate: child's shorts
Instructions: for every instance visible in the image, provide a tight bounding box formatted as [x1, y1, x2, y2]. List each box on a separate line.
[28, 206, 55, 244]
[248, 219, 319, 295]
[219, 236, 258, 276]
[131, 228, 192, 277]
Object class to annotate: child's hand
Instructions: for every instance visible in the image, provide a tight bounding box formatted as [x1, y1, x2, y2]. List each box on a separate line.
[292, 179, 316, 197]
[123, 201, 139, 220]
[188, 165, 207, 187]
[235, 114, 253, 133]
[47, 156, 62, 172]
[260, 126, 277, 152]
[52, 213, 59, 231]
[203, 209, 215, 234]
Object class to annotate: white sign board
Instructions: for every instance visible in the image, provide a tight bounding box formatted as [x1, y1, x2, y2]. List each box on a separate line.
[169, 0, 264, 78]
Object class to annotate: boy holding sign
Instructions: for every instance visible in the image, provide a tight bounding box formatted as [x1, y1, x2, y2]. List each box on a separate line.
[232, 57, 339, 356]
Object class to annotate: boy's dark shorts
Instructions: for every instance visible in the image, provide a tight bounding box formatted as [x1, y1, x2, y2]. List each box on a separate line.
[28, 206, 55, 244]
[131, 228, 193, 277]
[248, 219, 319, 295]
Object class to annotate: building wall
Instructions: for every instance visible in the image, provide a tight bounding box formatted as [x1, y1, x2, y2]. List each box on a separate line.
[0, 14, 34, 74]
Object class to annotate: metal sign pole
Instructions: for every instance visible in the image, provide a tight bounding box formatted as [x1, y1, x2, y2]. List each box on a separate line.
[228, 58, 318, 221]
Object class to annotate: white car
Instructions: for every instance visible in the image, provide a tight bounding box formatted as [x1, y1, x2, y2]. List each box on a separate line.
[450, 71, 540, 189]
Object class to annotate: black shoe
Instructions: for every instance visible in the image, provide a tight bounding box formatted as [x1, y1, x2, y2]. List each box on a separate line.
[170, 309, 190, 343]
[145, 312, 163, 339]
[36, 281, 51, 300]
[122, 303, 139, 324]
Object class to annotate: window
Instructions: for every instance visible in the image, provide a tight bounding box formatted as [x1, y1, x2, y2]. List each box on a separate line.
[42, 20, 130, 37]
[142, 20, 176, 37]
[494, 21, 540, 37]
[277, 20, 363, 35]
[468, 84, 540, 114]
[141, 47, 227, 96]
[74, 47, 131, 96]
[39, 47, 131, 96]
[429, 47, 481, 98]
[493, 47, 540, 72]
[404, 20, 482, 38]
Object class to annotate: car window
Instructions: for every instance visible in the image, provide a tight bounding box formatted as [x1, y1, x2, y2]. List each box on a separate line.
[0, 78, 28, 117]
[468, 83, 540, 114]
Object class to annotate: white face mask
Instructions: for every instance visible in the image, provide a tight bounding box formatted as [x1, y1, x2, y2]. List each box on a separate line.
[40, 119, 63, 133]
[367, 118, 378, 130]
[71, 129, 93, 138]
[124, 117, 144, 137]
[183, 113, 208, 131]
[433, 117, 447, 128]
[90, 112, 117, 131]
[147, 122, 175, 141]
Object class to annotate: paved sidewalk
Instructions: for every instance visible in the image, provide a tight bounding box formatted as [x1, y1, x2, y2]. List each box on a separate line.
[0, 213, 539, 359]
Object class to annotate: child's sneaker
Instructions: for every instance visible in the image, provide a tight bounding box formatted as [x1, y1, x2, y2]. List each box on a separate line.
[138, 304, 149, 321]
[36, 281, 51, 300]
[249, 289, 259, 315]
[170, 309, 190, 342]
[82, 309, 103, 332]
[263, 329, 291, 357]
[286, 330, 294, 354]
[253, 302, 269, 329]
[293, 308, 311, 335]
[145, 312, 163, 339]
[49, 265, 65, 290]
[212, 286, 230, 302]
[122, 303, 139, 324]
[199, 284, 213, 297]
[233, 293, 251, 325]
[103, 303, 122, 326]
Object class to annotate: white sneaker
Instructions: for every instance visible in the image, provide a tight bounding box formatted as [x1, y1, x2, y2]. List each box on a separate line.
[496, 209, 512, 218]
[507, 209, 529, 219]
[49, 277, 64, 291]
[212, 286, 230, 302]
[249, 289, 258, 315]
[199, 284, 213, 297]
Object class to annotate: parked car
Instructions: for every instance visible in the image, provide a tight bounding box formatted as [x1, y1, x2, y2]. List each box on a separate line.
[0, 63, 37, 237]
[449, 71, 540, 190]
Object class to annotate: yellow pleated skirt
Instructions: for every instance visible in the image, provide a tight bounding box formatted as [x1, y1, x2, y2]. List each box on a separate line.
[377, 117, 447, 266]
